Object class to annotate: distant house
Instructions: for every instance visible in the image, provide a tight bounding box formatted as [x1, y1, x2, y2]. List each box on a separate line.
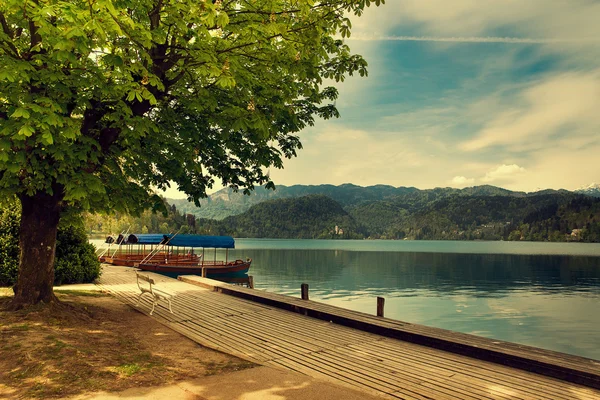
[334, 225, 344, 235]
[571, 229, 582, 238]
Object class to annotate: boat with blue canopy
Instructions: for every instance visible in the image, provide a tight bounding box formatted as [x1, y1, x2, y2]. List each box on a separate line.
[101, 233, 251, 277]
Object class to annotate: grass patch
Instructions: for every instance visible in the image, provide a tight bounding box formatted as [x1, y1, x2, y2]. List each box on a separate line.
[114, 363, 142, 377]
[9, 323, 30, 331]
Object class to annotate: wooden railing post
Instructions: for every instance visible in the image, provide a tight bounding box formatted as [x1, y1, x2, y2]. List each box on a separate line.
[301, 283, 309, 300]
[201, 268, 207, 278]
[377, 296, 385, 317]
[248, 276, 254, 289]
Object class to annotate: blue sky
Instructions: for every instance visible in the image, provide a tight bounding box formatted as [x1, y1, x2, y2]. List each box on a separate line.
[163, 0, 600, 198]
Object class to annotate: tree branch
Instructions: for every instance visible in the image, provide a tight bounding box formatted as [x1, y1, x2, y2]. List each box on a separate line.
[0, 12, 20, 57]
[148, 0, 164, 30]
[0, 11, 14, 38]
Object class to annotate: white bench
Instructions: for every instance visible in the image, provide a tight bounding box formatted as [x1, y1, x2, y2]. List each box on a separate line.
[135, 272, 174, 315]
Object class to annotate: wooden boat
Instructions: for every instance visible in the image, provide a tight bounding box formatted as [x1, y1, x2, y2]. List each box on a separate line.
[100, 233, 220, 268]
[104, 253, 202, 267]
[132, 234, 252, 278]
[101, 234, 175, 267]
[137, 258, 252, 277]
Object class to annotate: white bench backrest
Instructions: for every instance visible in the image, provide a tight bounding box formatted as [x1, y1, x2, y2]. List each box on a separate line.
[136, 273, 155, 285]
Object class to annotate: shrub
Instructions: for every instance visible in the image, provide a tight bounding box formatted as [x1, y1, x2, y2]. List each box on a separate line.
[0, 199, 20, 287]
[0, 198, 101, 287]
[54, 224, 102, 285]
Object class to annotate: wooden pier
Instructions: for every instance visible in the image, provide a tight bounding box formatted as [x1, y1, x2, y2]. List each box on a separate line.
[97, 265, 600, 400]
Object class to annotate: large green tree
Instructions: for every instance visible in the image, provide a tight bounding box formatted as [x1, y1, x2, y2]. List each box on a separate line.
[0, 0, 381, 307]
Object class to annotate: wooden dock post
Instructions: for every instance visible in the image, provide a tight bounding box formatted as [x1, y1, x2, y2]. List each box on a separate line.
[377, 296, 385, 317]
[301, 283, 309, 300]
[248, 276, 254, 289]
[201, 268, 207, 278]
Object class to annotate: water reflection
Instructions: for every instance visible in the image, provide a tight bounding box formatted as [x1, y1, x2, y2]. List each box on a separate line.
[232, 249, 600, 296]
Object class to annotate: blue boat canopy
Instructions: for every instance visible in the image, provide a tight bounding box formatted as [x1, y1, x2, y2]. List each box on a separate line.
[167, 234, 235, 249]
[127, 234, 169, 245]
[126, 234, 235, 248]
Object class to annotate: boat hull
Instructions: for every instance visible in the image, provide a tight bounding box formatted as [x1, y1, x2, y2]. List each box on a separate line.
[137, 259, 252, 278]
[102, 254, 200, 267]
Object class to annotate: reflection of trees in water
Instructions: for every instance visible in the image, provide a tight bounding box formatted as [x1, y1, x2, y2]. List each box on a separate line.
[231, 249, 600, 296]
[343, 253, 600, 296]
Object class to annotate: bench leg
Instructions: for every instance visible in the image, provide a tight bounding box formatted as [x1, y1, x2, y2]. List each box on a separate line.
[150, 299, 157, 315]
[167, 298, 173, 314]
[136, 292, 145, 306]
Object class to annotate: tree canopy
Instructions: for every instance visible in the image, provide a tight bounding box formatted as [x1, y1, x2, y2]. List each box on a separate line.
[0, 0, 380, 212]
[0, 0, 382, 306]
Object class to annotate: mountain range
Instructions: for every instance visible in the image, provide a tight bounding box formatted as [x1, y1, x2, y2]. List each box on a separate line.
[168, 183, 592, 221]
[575, 183, 600, 198]
[166, 183, 600, 242]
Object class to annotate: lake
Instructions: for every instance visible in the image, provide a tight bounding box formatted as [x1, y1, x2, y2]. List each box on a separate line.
[93, 239, 600, 360]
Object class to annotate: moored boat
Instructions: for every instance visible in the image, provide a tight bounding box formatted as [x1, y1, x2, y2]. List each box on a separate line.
[137, 258, 252, 277]
[133, 234, 251, 278]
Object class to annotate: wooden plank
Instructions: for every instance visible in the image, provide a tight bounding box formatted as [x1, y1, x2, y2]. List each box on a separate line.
[178, 274, 600, 389]
[319, 346, 536, 400]
[96, 266, 600, 400]
[361, 339, 589, 399]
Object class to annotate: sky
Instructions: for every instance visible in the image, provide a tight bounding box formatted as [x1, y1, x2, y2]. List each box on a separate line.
[163, 0, 600, 198]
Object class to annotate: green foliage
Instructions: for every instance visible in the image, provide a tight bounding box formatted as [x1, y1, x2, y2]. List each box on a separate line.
[54, 224, 101, 285]
[85, 185, 600, 242]
[193, 189, 599, 242]
[84, 199, 194, 235]
[0, 0, 380, 214]
[0, 199, 100, 287]
[201, 195, 361, 239]
[0, 197, 19, 285]
[164, 184, 542, 221]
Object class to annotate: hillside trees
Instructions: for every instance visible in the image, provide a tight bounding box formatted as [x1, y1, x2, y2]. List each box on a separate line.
[0, 0, 381, 308]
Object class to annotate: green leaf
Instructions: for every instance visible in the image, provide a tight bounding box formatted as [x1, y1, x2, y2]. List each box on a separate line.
[41, 132, 54, 145]
[18, 125, 35, 137]
[11, 108, 30, 119]
[216, 12, 229, 28]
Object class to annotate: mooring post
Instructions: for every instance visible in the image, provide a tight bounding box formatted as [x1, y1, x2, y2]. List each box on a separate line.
[301, 283, 309, 300]
[377, 296, 385, 317]
[248, 276, 254, 289]
[201, 267, 207, 278]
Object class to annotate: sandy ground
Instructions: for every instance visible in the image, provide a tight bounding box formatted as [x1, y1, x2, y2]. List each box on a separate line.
[0, 288, 382, 400]
[0, 290, 253, 399]
[65, 366, 382, 400]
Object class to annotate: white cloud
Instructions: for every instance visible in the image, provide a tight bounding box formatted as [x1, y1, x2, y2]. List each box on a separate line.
[352, 0, 600, 42]
[270, 123, 452, 189]
[509, 146, 600, 191]
[348, 0, 600, 66]
[451, 176, 475, 185]
[460, 70, 600, 152]
[481, 164, 526, 183]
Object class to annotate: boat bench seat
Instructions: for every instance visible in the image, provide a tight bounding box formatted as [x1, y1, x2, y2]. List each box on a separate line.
[135, 272, 174, 315]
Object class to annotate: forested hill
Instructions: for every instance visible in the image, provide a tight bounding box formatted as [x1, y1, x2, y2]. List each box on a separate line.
[195, 195, 360, 239]
[168, 183, 565, 220]
[189, 192, 600, 242]
[87, 186, 600, 241]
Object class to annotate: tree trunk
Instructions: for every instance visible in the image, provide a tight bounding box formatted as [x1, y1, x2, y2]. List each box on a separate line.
[11, 190, 63, 309]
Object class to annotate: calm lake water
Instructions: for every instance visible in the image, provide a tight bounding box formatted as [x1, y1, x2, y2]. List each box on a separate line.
[93, 239, 600, 360]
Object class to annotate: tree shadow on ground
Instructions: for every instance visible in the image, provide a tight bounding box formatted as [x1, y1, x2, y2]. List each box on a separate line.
[0, 291, 253, 399]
